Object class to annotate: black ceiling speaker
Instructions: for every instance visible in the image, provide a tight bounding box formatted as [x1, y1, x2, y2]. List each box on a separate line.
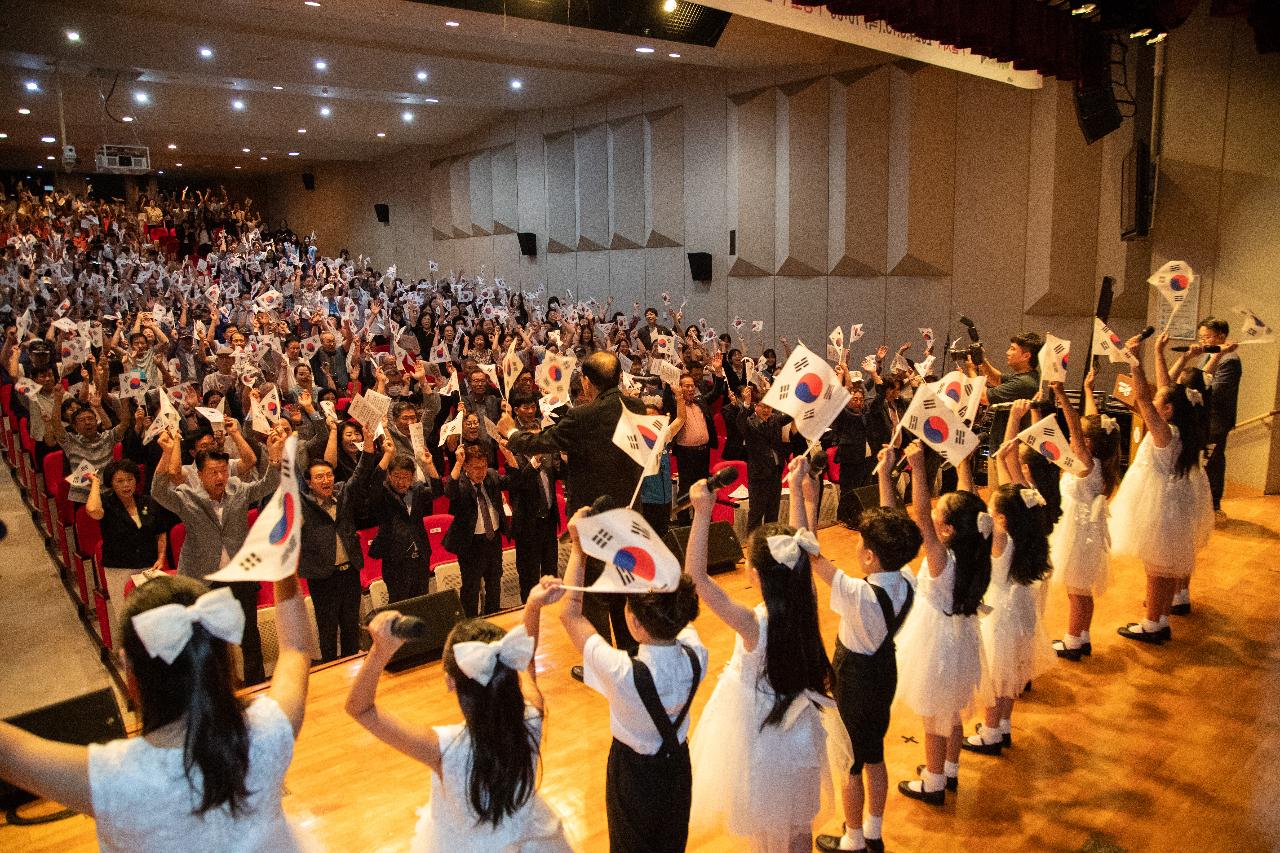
[373, 203, 390, 225]
[301, 172, 315, 191]
[687, 251, 712, 283]
[1074, 29, 1123, 144]
[517, 232, 537, 257]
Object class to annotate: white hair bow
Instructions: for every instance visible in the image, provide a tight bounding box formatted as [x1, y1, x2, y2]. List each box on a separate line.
[452, 625, 535, 686]
[130, 586, 245, 664]
[1020, 488, 1047, 508]
[976, 511, 995, 539]
[766, 528, 820, 569]
[1099, 415, 1118, 435]
[1185, 388, 1204, 406]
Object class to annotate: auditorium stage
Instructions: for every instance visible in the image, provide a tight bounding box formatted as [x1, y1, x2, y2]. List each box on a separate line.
[8, 491, 1280, 852]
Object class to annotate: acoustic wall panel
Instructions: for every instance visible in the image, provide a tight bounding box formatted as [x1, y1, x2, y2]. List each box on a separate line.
[572, 251, 610, 306]
[608, 116, 646, 250]
[827, 277, 889, 350]
[429, 160, 453, 241]
[544, 131, 576, 254]
[773, 276, 827, 353]
[644, 106, 685, 249]
[574, 124, 609, 252]
[491, 145, 518, 236]
[448, 156, 472, 239]
[775, 78, 828, 277]
[609, 249, 647, 311]
[728, 87, 776, 277]
[468, 150, 493, 237]
[886, 64, 956, 277]
[830, 68, 890, 276]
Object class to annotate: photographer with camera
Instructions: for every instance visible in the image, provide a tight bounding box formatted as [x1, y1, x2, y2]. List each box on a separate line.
[967, 330, 1044, 406]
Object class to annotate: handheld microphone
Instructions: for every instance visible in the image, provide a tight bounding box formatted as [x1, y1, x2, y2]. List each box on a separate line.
[1137, 325, 1156, 341]
[1171, 344, 1220, 353]
[586, 494, 617, 516]
[671, 466, 739, 514]
[362, 612, 428, 639]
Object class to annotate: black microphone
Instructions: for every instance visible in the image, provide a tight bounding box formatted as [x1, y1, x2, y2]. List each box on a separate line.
[1137, 325, 1156, 341]
[586, 494, 617, 516]
[362, 612, 428, 639]
[1172, 344, 1219, 353]
[671, 466, 740, 514]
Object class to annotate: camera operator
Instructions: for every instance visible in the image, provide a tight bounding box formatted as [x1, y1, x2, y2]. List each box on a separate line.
[966, 331, 1043, 405]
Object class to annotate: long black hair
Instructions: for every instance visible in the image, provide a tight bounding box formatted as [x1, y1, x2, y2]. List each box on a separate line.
[441, 619, 539, 829]
[746, 524, 834, 729]
[1081, 416, 1122, 497]
[1162, 384, 1209, 478]
[937, 490, 992, 616]
[991, 485, 1052, 586]
[121, 576, 252, 816]
[626, 575, 700, 641]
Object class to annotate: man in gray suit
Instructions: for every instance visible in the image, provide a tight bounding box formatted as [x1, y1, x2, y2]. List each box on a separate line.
[1194, 317, 1241, 519]
[152, 425, 285, 683]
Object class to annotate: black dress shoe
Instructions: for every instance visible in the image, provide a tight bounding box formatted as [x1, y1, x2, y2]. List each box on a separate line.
[916, 765, 957, 791]
[960, 735, 1003, 756]
[815, 834, 864, 853]
[1170, 602, 1191, 616]
[570, 665, 585, 682]
[865, 838, 884, 853]
[1117, 623, 1169, 645]
[1082, 641, 1093, 656]
[1053, 639, 1083, 661]
[898, 780, 944, 806]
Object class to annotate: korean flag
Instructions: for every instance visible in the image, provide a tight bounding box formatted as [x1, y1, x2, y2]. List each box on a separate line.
[573, 508, 681, 593]
[1016, 414, 1088, 475]
[761, 343, 850, 443]
[900, 384, 979, 465]
[207, 435, 302, 582]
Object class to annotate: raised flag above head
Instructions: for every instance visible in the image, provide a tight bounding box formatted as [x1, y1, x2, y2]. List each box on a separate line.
[573, 508, 681, 593]
[144, 388, 181, 445]
[1232, 306, 1274, 345]
[751, 320, 764, 334]
[438, 409, 464, 446]
[439, 367, 460, 398]
[1092, 317, 1139, 367]
[301, 335, 321, 358]
[761, 343, 851, 443]
[119, 369, 148, 401]
[261, 387, 283, 423]
[1016, 414, 1088, 475]
[1148, 260, 1195, 308]
[479, 363, 500, 392]
[829, 326, 845, 350]
[900, 384, 978, 465]
[535, 351, 575, 404]
[849, 323, 865, 344]
[651, 332, 679, 361]
[1038, 334, 1070, 384]
[206, 435, 302, 583]
[429, 342, 450, 364]
[612, 409, 671, 476]
[956, 375, 986, 427]
[935, 370, 968, 412]
[501, 341, 524, 396]
[255, 289, 283, 312]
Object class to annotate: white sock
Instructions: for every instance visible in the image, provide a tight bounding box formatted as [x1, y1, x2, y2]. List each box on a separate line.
[839, 827, 864, 850]
[1062, 633, 1083, 649]
[921, 770, 947, 792]
[1081, 630, 1091, 644]
[1158, 614, 1170, 628]
[863, 815, 883, 840]
[1141, 618, 1161, 633]
[981, 726, 1002, 745]
[944, 760, 959, 777]
[1174, 588, 1190, 605]
[999, 719, 1011, 735]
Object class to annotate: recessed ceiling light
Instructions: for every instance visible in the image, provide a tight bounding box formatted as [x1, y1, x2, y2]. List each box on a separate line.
[133, 91, 149, 104]
[425, 97, 439, 104]
[298, 128, 307, 134]
[668, 52, 681, 58]
[36, 165, 42, 169]
[510, 79, 523, 90]
[445, 20, 460, 27]
[17, 108, 31, 115]
[635, 47, 655, 53]
[234, 164, 243, 169]
[260, 155, 268, 160]
[376, 131, 386, 138]
[272, 85, 284, 90]
[402, 111, 414, 122]
[304, 0, 321, 5]
[46, 155, 54, 160]
[167, 143, 177, 149]
[0, 133, 7, 139]
[320, 105, 331, 117]
[157, 170, 164, 174]
[242, 147, 251, 153]
[66, 30, 81, 43]
[663, 0, 677, 10]
[416, 70, 429, 82]
[288, 151, 300, 156]
[121, 115, 134, 122]
[232, 99, 245, 111]
[24, 81, 40, 92]
[199, 47, 213, 59]
[41, 135, 55, 143]
[175, 162, 183, 166]
[314, 59, 327, 71]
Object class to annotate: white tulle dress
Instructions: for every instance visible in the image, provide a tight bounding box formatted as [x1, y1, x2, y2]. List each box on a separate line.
[411, 707, 571, 853]
[894, 551, 991, 737]
[689, 604, 846, 843]
[1109, 427, 1212, 577]
[979, 542, 1054, 698]
[1050, 461, 1111, 595]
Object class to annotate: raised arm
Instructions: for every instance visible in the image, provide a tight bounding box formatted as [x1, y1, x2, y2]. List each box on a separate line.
[1127, 337, 1171, 447]
[686, 480, 759, 647]
[904, 440, 946, 578]
[558, 508, 599, 653]
[1152, 333, 1173, 390]
[267, 574, 310, 734]
[1052, 379, 1094, 475]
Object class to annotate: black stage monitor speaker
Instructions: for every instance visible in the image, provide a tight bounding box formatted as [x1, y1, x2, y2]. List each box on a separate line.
[687, 252, 712, 283]
[0, 687, 125, 808]
[664, 521, 742, 575]
[517, 232, 537, 257]
[363, 588, 463, 671]
[1074, 29, 1123, 144]
[373, 203, 390, 225]
[301, 172, 315, 191]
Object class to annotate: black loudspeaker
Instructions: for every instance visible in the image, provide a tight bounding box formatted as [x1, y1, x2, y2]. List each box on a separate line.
[663, 521, 743, 575]
[301, 172, 315, 191]
[0, 688, 125, 808]
[373, 203, 390, 225]
[363, 588, 463, 671]
[687, 251, 712, 283]
[1074, 30, 1123, 144]
[517, 232, 537, 257]
[841, 485, 883, 521]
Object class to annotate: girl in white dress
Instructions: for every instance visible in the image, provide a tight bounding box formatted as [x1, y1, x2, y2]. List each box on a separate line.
[686, 460, 835, 853]
[895, 440, 993, 805]
[1048, 374, 1121, 660]
[1109, 334, 1212, 645]
[0, 571, 315, 853]
[347, 581, 571, 853]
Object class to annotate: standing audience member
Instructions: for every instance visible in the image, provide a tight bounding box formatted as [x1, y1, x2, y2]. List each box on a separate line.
[443, 443, 516, 617]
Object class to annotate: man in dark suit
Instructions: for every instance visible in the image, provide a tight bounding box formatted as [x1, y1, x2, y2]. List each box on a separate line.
[635, 307, 672, 352]
[354, 438, 443, 603]
[508, 421, 564, 602]
[299, 451, 373, 661]
[1196, 317, 1242, 517]
[498, 351, 645, 655]
[825, 367, 876, 527]
[443, 443, 514, 617]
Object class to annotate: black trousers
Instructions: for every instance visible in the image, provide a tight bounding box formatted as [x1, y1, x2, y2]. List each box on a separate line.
[584, 556, 637, 654]
[458, 535, 504, 617]
[307, 566, 361, 661]
[382, 559, 431, 604]
[672, 444, 710, 523]
[833, 639, 896, 773]
[1206, 431, 1228, 510]
[514, 525, 559, 602]
[746, 472, 782, 532]
[606, 738, 692, 853]
[640, 501, 671, 539]
[209, 580, 265, 685]
[836, 455, 874, 527]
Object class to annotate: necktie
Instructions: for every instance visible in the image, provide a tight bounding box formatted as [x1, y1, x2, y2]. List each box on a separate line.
[479, 487, 496, 539]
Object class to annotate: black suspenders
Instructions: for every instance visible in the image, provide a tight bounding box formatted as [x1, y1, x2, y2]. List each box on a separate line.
[630, 644, 702, 758]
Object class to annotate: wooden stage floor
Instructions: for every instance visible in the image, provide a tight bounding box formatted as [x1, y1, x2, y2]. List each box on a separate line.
[8, 492, 1280, 853]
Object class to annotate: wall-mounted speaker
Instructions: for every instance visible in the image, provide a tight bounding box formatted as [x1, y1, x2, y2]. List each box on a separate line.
[301, 172, 315, 191]
[517, 232, 537, 257]
[687, 251, 712, 283]
[373, 203, 390, 225]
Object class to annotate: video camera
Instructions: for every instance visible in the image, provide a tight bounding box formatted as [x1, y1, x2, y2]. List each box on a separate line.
[948, 315, 984, 366]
